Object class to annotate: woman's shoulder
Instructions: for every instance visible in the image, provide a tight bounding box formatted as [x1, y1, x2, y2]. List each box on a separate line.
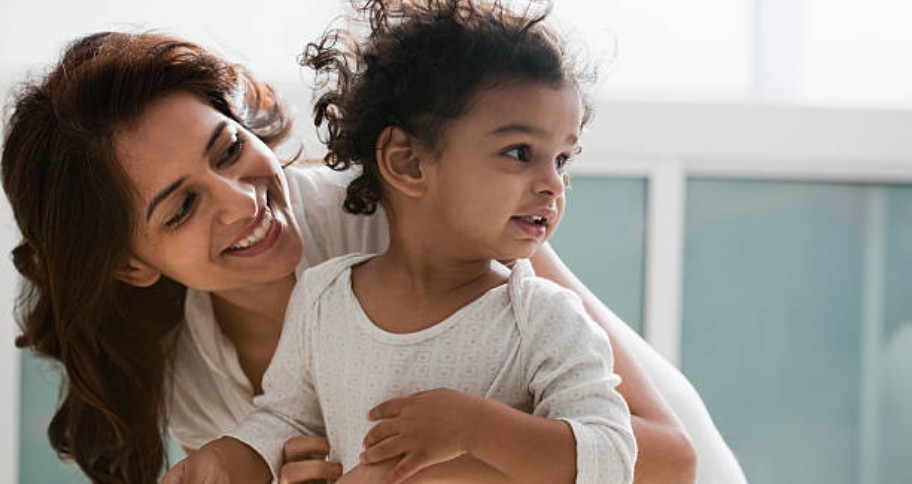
[284, 162, 389, 265]
[284, 161, 353, 201]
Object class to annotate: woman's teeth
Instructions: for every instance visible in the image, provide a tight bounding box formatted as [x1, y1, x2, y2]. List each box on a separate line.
[229, 209, 273, 250]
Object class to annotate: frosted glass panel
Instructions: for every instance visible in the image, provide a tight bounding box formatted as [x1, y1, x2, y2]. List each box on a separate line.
[681, 179, 912, 484]
[19, 351, 185, 484]
[19, 354, 86, 484]
[549, 176, 647, 333]
[881, 187, 912, 484]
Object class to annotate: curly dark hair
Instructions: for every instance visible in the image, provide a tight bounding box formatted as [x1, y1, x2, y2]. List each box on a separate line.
[302, 0, 592, 215]
[2, 31, 291, 484]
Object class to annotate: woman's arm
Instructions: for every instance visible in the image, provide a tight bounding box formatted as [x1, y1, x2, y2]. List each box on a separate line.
[530, 243, 697, 484]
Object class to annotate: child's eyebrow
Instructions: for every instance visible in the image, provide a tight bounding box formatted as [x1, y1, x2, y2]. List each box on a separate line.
[488, 123, 578, 145]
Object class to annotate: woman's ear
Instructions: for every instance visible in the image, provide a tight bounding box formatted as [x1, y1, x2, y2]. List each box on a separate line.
[375, 126, 427, 199]
[115, 256, 162, 287]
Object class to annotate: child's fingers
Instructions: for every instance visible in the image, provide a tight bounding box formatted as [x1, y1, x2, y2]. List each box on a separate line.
[360, 435, 407, 465]
[368, 397, 406, 421]
[278, 459, 343, 484]
[363, 420, 401, 448]
[283, 435, 331, 462]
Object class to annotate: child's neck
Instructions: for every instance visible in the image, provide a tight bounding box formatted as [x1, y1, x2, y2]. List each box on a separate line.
[351, 238, 510, 334]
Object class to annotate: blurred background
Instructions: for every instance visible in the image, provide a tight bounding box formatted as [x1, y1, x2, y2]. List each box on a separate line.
[1, 0, 911, 483]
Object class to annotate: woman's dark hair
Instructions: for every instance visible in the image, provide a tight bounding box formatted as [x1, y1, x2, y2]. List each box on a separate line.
[1, 32, 292, 484]
[303, 0, 592, 215]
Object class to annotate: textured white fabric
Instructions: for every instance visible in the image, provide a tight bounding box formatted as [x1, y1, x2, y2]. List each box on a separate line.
[227, 254, 637, 484]
[166, 165, 389, 450]
[165, 164, 746, 484]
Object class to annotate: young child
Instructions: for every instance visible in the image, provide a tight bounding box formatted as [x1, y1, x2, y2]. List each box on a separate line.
[163, 1, 636, 483]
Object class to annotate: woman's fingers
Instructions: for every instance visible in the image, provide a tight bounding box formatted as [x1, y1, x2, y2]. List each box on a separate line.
[283, 435, 331, 462]
[386, 452, 426, 484]
[360, 435, 407, 465]
[279, 459, 343, 484]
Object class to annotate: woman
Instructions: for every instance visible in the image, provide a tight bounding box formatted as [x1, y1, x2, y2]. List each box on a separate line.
[2, 30, 742, 484]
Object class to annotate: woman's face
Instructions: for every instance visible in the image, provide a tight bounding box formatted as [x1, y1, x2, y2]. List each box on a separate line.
[115, 92, 304, 292]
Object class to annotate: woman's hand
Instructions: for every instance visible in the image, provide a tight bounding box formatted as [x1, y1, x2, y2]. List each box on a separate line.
[160, 436, 271, 484]
[359, 388, 488, 484]
[278, 435, 343, 484]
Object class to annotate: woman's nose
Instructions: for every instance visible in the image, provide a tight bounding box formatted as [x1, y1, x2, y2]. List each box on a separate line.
[213, 177, 259, 226]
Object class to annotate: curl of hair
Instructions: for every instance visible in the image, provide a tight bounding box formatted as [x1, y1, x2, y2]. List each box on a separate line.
[302, 0, 592, 215]
[1, 31, 292, 484]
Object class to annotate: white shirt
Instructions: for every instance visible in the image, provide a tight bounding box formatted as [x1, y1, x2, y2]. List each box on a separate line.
[227, 254, 637, 484]
[167, 164, 389, 449]
[166, 164, 747, 484]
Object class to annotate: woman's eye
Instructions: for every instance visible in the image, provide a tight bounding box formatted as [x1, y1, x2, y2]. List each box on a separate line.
[216, 133, 246, 168]
[165, 193, 198, 228]
[503, 145, 531, 162]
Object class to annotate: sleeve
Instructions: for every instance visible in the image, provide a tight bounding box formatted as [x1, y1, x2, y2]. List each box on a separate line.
[518, 279, 637, 484]
[166, 328, 237, 451]
[223, 277, 326, 481]
[167, 371, 227, 451]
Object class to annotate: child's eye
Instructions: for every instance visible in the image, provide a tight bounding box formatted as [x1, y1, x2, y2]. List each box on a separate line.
[502, 145, 531, 162]
[165, 193, 198, 228]
[216, 132, 246, 169]
[557, 146, 581, 171]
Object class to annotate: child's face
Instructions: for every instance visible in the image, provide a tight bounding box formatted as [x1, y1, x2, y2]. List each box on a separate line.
[421, 80, 582, 261]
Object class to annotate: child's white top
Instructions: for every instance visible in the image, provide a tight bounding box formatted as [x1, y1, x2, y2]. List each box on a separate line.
[167, 164, 747, 484]
[227, 254, 637, 484]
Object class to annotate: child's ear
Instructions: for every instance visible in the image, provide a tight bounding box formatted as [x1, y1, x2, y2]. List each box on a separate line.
[115, 256, 162, 287]
[375, 126, 427, 199]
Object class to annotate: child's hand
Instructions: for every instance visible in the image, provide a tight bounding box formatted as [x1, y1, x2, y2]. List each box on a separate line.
[159, 437, 271, 484]
[359, 388, 487, 484]
[279, 435, 343, 484]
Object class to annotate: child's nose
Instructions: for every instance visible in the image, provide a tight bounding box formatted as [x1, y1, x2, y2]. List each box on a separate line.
[535, 162, 566, 199]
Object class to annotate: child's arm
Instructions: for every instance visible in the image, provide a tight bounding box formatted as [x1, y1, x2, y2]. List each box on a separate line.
[530, 243, 698, 484]
[359, 388, 576, 484]
[340, 455, 514, 484]
[223, 276, 328, 482]
[359, 277, 637, 484]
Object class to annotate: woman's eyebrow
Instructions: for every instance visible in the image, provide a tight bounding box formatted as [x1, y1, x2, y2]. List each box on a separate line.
[145, 120, 228, 222]
[203, 120, 228, 156]
[146, 176, 188, 221]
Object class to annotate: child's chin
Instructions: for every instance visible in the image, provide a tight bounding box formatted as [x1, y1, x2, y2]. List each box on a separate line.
[500, 244, 542, 262]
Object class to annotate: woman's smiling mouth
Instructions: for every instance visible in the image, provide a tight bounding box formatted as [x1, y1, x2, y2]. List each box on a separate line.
[223, 198, 284, 257]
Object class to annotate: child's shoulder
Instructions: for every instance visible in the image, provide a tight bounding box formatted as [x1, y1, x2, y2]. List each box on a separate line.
[506, 259, 587, 325]
[293, 253, 376, 303]
[507, 259, 577, 299]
